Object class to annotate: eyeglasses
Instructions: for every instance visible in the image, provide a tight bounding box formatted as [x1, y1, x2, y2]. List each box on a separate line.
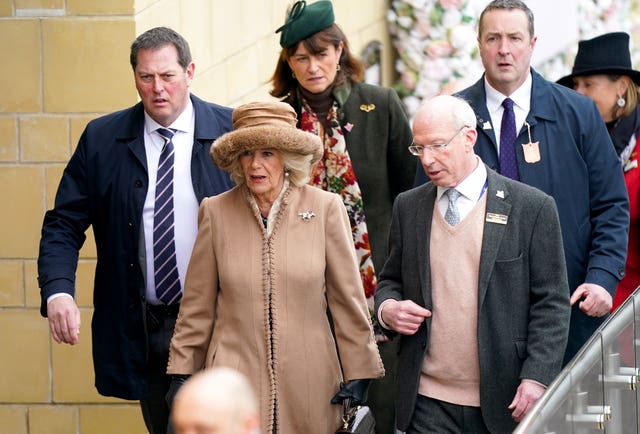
[408, 126, 468, 156]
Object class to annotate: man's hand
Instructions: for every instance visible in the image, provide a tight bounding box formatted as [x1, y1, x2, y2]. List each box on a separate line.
[508, 380, 545, 422]
[570, 283, 613, 317]
[47, 296, 81, 345]
[380, 300, 431, 335]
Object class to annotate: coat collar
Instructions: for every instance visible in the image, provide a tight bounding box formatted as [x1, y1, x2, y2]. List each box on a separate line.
[120, 94, 222, 170]
[415, 183, 436, 307]
[116, 94, 223, 139]
[191, 94, 229, 141]
[466, 68, 560, 138]
[331, 80, 352, 107]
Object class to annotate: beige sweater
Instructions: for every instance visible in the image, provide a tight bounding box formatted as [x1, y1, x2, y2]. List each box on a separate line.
[419, 194, 487, 406]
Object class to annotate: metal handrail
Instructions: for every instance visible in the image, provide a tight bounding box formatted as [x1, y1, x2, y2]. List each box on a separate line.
[514, 287, 640, 433]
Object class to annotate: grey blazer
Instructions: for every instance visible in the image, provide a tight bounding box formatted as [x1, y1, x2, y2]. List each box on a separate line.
[374, 167, 570, 433]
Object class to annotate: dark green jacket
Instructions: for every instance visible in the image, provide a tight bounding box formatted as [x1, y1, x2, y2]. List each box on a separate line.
[286, 81, 415, 275]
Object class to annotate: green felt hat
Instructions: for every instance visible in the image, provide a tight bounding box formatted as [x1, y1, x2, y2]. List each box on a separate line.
[275, 1, 335, 48]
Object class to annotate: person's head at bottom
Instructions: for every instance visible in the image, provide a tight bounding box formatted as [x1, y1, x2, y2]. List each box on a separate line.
[172, 367, 260, 434]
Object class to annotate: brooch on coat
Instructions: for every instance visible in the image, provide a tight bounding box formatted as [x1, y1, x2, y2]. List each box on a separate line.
[359, 104, 375, 112]
[298, 210, 316, 222]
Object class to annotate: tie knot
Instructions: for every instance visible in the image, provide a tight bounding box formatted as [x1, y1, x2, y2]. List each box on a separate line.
[502, 98, 514, 110]
[156, 128, 176, 142]
[446, 189, 461, 203]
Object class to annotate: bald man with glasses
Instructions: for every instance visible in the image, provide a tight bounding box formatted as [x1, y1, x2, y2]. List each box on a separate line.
[375, 94, 570, 434]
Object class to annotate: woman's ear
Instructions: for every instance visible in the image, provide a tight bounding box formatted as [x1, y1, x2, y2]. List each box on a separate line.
[617, 75, 631, 96]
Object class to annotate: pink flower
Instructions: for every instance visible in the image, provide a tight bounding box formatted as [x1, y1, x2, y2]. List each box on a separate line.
[439, 0, 464, 9]
[401, 70, 418, 91]
[425, 39, 453, 58]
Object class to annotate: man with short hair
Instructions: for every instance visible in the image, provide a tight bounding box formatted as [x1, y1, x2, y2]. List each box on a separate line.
[456, 0, 629, 364]
[37, 27, 233, 434]
[375, 94, 570, 433]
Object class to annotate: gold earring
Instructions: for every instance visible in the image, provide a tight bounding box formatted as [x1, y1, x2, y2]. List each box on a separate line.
[336, 64, 341, 71]
[292, 71, 296, 79]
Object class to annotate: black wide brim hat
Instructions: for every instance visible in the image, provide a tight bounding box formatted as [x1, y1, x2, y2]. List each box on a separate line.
[557, 32, 640, 88]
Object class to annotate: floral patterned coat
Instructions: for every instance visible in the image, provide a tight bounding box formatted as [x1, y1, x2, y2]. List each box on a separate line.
[168, 184, 384, 434]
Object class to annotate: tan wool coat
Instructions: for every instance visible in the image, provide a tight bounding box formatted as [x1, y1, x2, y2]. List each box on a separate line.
[168, 184, 384, 434]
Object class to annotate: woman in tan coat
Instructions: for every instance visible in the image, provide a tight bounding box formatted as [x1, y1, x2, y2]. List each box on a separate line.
[167, 101, 384, 434]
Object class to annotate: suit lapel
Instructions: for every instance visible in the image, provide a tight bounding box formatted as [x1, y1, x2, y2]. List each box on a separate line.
[416, 184, 436, 308]
[127, 137, 147, 171]
[465, 78, 499, 149]
[478, 169, 511, 307]
[118, 103, 147, 171]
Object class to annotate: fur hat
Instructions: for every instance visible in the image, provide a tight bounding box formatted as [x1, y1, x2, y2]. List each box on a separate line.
[275, 0, 335, 48]
[557, 32, 640, 87]
[210, 101, 323, 171]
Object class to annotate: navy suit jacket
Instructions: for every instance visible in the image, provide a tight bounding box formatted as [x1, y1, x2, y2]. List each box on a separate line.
[37, 94, 234, 400]
[454, 70, 629, 363]
[375, 168, 570, 433]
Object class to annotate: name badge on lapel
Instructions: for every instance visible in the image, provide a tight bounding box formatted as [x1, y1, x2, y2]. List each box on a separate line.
[486, 212, 508, 225]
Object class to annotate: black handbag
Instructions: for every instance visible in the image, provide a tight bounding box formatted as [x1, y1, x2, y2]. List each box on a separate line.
[335, 398, 375, 434]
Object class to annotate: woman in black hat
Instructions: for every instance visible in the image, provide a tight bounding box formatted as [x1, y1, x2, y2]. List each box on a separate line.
[270, 2, 414, 432]
[558, 32, 640, 311]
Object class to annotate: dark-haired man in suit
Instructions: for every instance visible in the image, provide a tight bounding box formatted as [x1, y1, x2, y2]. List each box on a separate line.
[37, 27, 233, 434]
[456, 0, 629, 365]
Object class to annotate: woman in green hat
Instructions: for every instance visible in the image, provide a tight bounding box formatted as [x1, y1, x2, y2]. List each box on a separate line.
[271, 4, 414, 430]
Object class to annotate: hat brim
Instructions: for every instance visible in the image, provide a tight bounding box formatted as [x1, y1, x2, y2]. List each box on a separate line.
[211, 125, 323, 171]
[557, 67, 640, 88]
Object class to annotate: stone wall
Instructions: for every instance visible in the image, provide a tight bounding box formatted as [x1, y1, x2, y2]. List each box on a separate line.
[0, 0, 391, 432]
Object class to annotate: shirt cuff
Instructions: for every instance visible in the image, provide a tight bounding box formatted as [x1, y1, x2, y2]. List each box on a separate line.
[47, 292, 74, 304]
[377, 299, 397, 330]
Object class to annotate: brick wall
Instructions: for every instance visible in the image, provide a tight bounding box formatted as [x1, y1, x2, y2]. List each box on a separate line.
[0, 0, 391, 432]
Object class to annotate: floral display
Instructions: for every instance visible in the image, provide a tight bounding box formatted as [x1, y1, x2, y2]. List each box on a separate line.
[387, 0, 637, 118]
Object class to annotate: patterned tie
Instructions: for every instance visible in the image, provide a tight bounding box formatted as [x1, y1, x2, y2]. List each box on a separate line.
[154, 128, 181, 305]
[500, 98, 520, 180]
[444, 189, 461, 226]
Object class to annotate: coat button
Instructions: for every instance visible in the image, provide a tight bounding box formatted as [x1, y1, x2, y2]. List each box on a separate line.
[134, 180, 143, 188]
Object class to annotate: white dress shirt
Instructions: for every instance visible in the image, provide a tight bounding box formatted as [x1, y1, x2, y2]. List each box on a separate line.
[143, 101, 199, 304]
[484, 73, 532, 155]
[436, 157, 487, 221]
[47, 102, 200, 306]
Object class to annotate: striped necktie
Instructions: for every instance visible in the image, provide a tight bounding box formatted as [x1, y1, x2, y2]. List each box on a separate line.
[154, 128, 181, 305]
